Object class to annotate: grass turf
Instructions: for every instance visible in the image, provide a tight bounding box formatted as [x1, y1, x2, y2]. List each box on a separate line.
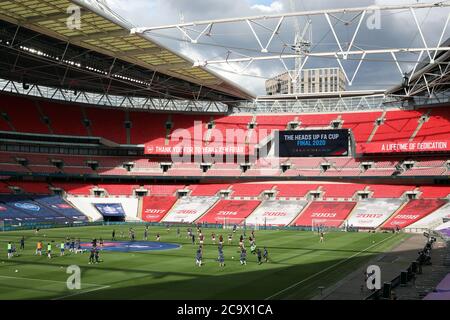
[0, 225, 409, 300]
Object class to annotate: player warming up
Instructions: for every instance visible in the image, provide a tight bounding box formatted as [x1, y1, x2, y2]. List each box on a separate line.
[240, 248, 247, 265]
[195, 247, 203, 267]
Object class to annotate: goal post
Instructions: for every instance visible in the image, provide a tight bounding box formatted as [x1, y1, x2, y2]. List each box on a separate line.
[219, 217, 260, 231]
[311, 219, 348, 233]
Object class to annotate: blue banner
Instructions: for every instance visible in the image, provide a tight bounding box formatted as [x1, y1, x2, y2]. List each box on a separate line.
[94, 203, 126, 217]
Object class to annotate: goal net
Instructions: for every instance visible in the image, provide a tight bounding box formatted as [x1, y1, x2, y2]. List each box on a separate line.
[311, 219, 348, 233]
[219, 218, 259, 231]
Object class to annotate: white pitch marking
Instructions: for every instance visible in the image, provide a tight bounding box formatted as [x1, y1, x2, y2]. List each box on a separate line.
[265, 234, 396, 300]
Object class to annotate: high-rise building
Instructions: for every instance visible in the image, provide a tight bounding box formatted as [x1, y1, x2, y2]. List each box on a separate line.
[265, 67, 346, 95]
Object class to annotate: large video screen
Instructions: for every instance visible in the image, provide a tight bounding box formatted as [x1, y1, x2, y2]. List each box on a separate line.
[276, 129, 349, 157]
[93, 203, 126, 217]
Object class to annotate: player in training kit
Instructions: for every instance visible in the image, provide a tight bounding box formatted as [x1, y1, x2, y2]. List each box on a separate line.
[95, 249, 100, 264]
[88, 248, 95, 264]
[211, 233, 216, 244]
[92, 238, 97, 248]
[76, 240, 82, 253]
[7, 242, 12, 259]
[250, 242, 257, 255]
[192, 234, 196, 245]
[36, 241, 43, 256]
[227, 234, 232, 245]
[156, 233, 160, 241]
[199, 233, 204, 246]
[20, 236, 25, 250]
[112, 229, 116, 241]
[239, 235, 244, 249]
[195, 248, 203, 267]
[218, 249, 225, 267]
[60, 242, 65, 256]
[263, 247, 269, 262]
[232, 224, 237, 233]
[70, 239, 75, 253]
[47, 243, 52, 259]
[99, 238, 104, 249]
[256, 248, 262, 265]
[177, 227, 181, 238]
[240, 248, 247, 265]
[320, 232, 324, 243]
[144, 227, 148, 240]
[218, 234, 223, 246]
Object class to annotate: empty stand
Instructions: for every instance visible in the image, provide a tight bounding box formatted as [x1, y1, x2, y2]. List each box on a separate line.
[161, 196, 219, 223]
[145, 184, 185, 196]
[197, 199, 261, 224]
[52, 183, 94, 195]
[190, 184, 230, 196]
[408, 202, 450, 230]
[245, 199, 308, 226]
[9, 182, 51, 194]
[419, 186, 450, 198]
[97, 184, 139, 195]
[346, 198, 404, 229]
[0, 95, 50, 134]
[141, 196, 178, 222]
[321, 184, 363, 199]
[276, 184, 319, 198]
[382, 199, 447, 229]
[292, 201, 356, 227]
[85, 108, 126, 144]
[371, 110, 423, 143]
[231, 184, 274, 197]
[369, 185, 415, 198]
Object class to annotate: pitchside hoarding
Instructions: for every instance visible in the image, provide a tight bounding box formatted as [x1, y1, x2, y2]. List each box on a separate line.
[276, 129, 349, 157]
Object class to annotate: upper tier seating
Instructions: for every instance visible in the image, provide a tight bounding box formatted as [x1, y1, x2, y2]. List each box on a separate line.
[85, 108, 127, 144]
[0, 95, 50, 134]
[371, 110, 423, 143]
[1, 93, 448, 155]
[413, 108, 450, 142]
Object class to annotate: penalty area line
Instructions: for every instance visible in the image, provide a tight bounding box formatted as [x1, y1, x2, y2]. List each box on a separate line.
[264, 234, 397, 300]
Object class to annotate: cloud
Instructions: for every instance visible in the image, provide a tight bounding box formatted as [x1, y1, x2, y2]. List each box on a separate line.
[250, 1, 284, 13]
[104, 0, 450, 96]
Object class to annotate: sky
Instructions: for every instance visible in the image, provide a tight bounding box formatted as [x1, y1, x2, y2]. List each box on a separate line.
[102, 0, 450, 95]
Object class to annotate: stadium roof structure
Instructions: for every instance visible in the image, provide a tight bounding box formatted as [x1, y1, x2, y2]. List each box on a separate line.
[0, 0, 254, 112]
[388, 37, 450, 100]
[132, 1, 450, 112]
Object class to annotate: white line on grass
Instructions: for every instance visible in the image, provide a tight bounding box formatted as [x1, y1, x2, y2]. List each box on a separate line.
[264, 234, 396, 300]
[51, 285, 111, 300]
[0, 275, 102, 287]
[0, 275, 110, 299]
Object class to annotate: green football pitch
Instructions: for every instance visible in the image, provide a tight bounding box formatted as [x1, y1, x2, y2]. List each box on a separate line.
[0, 225, 409, 300]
